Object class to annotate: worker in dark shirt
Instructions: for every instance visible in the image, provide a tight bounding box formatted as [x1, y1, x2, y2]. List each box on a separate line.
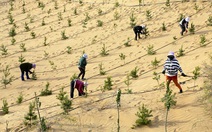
[179, 17, 190, 36]
[133, 25, 146, 40]
[19, 63, 36, 81]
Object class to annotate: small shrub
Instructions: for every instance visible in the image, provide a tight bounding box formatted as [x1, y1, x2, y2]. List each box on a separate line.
[2, 99, 9, 114]
[38, 1, 45, 9]
[61, 30, 68, 40]
[84, 12, 90, 22]
[98, 8, 103, 15]
[199, 34, 207, 47]
[97, 20, 103, 27]
[70, 73, 78, 80]
[103, 76, 113, 91]
[100, 44, 109, 56]
[67, 18, 72, 27]
[60, 96, 72, 114]
[43, 51, 49, 59]
[54, 1, 58, 9]
[63, 5, 66, 12]
[25, 22, 30, 32]
[8, 13, 14, 24]
[9, 26, 16, 37]
[207, 16, 212, 26]
[192, 66, 201, 86]
[152, 71, 160, 86]
[189, 23, 195, 34]
[40, 82, 52, 96]
[146, 10, 152, 20]
[124, 74, 132, 93]
[173, 36, 177, 40]
[165, 0, 170, 7]
[132, 104, 153, 128]
[43, 37, 48, 46]
[130, 13, 136, 28]
[79, 0, 83, 5]
[49, 60, 57, 70]
[1, 45, 8, 56]
[31, 31, 36, 39]
[2, 65, 14, 88]
[162, 22, 166, 31]
[20, 43, 26, 52]
[47, 9, 51, 14]
[74, 8, 78, 15]
[41, 117, 48, 131]
[24, 102, 37, 126]
[146, 45, 156, 55]
[18, 54, 26, 63]
[114, 10, 120, 20]
[66, 46, 72, 54]
[119, 53, 126, 64]
[91, 35, 97, 44]
[114, 1, 120, 8]
[58, 12, 63, 21]
[31, 71, 37, 80]
[56, 87, 67, 101]
[143, 26, 150, 38]
[41, 18, 45, 26]
[17, 93, 23, 104]
[11, 37, 16, 45]
[82, 20, 87, 28]
[194, 3, 199, 12]
[151, 57, 160, 69]
[130, 66, 139, 78]
[124, 38, 131, 47]
[99, 63, 106, 75]
[176, 45, 185, 57]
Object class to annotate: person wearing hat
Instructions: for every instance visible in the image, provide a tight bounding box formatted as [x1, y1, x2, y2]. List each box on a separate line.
[179, 16, 190, 36]
[19, 62, 36, 81]
[162, 51, 187, 93]
[70, 79, 88, 98]
[77, 53, 87, 80]
[133, 25, 146, 40]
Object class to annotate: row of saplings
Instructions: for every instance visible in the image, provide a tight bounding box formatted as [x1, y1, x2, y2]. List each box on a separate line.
[1, 64, 202, 131]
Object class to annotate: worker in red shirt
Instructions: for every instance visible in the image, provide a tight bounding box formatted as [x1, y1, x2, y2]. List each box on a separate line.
[70, 79, 88, 98]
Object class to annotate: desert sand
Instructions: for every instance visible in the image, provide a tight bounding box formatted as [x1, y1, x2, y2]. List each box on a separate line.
[0, 0, 212, 131]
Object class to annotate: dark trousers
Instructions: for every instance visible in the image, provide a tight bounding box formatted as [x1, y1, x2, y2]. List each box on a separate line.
[21, 70, 30, 81]
[134, 30, 141, 40]
[70, 80, 82, 98]
[78, 67, 85, 79]
[180, 25, 186, 36]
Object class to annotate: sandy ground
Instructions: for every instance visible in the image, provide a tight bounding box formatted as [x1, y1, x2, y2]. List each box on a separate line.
[0, 0, 212, 131]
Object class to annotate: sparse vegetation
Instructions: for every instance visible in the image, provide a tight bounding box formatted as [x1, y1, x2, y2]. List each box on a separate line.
[146, 45, 156, 55]
[152, 71, 161, 87]
[165, 0, 170, 7]
[9, 26, 16, 37]
[124, 38, 131, 47]
[100, 44, 109, 56]
[68, 17, 72, 27]
[130, 12, 136, 28]
[74, 8, 78, 15]
[114, 10, 120, 20]
[43, 37, 48, 46]
[124, 74, 132, 94]
[54, 1, 58, 9]
[8, 13, 14, 24]
[99, 62, 106, 75]
[119, 53, 126, 64]
[176, 45, 185, 57]
[161, 87, 177, 132]
[146, 10, 152, 20]
[24, 102, 37, 127]
[199, 34, 207, 47]
[98, 8, 103, 15]
[18, 54, 26, 63]
[2, 65, 14, 89]
[70, 73, 78, 80]
[25, 22, 30, 32]
[162, 22, 166, 31]
[11, 37, 16, 45]
[57, 87, 72, 114]
[130, 66, 139, 78]
[31, 71, 37, 80]
[20, 43, 26, 52]
[192, 66, 201, 87]
[40, 82, 52, 96]
[31, 31, 36, 39]
[103, 76, 113, 91]
[49, 60, 57, 70]
[61, 30, 68, 40]
[2, 99, 9, 114]
[1, 45, 8, 56]
[194, 3, 199, 12]
[132, 104, 153, 128]
[207, 16, 212, 26]
[43, 51, 49, 59]
[114, 1, 120, 8]
[58, 12, 63, 21]
[97, 20, 103, 27]
[189, 23, 195, 34]
[17, 93, 23, 104]
[143, 26, 150, 39]
[116, 89, 121, 132]
[151, 57, 160, 69]
[42, 18, 45, 26]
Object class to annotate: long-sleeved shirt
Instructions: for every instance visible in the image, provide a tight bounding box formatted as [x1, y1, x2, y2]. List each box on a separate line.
[162, 58, 183, 77]
[133, 26, 145, 33]
[179, 18, 189, 28]
[78, 57, 87, 69]
[74, 79, 85, 94]
[19, 63, 33, 73]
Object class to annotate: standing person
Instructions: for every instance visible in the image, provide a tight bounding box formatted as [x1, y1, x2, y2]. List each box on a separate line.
[70, 79, 88, 98]
[19, 62, 36, 81]
[179, 16, 190, 36]
[78, 54, 87, 80]
[133, 25, 146, 40]
[162, 51, 187, 93]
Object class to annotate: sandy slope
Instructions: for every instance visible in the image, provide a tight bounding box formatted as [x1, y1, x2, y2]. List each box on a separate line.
[0, 0, 212, 131]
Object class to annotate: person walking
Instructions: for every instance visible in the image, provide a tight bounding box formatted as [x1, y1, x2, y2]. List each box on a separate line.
[70, 79, 88, 98]
[19, 62, 36, 81]
[179, 16, 190, 36]
[77, 54, 87, 80]
[162, 51, 187, 93]
[133, 25, 146, 40]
